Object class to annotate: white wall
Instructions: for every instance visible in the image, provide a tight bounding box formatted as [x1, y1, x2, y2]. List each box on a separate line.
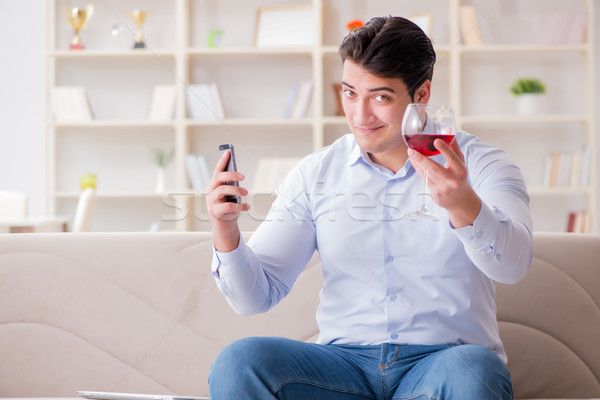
[0, 1, 46, 217]
[1, 1, 599, 230]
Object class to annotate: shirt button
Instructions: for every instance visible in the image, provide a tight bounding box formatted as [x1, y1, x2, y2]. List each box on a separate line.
[385, 215, 393, 221]
[391, 333, 398, 340]
[495, 253, 501, 260]
[476, 231, 484, 239]
[385, 256, 394, 264]
[390, 295, 397, 302]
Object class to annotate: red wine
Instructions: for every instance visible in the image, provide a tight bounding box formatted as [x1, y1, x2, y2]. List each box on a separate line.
[404, 134, 455, 156]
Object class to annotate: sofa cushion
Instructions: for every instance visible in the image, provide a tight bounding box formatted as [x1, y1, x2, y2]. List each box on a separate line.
[496, 232, 600, 399]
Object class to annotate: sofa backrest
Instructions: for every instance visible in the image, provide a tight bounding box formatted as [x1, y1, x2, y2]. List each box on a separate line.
[1, 232, 599, 399]
[496, 232, 600, 399]
[0, 232, 321, 397]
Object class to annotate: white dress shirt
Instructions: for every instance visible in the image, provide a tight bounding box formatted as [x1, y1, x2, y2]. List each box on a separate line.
[211, 131, 533, 363]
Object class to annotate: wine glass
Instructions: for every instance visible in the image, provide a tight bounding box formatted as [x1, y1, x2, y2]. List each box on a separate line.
[402, 103, 456, 220]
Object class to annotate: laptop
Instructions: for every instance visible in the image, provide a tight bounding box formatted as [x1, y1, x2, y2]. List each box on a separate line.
[77, 391, 209, 400]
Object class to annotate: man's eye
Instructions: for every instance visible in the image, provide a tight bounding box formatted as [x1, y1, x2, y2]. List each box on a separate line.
[342, 90, 355, 98]
[374, 94, 390, 102]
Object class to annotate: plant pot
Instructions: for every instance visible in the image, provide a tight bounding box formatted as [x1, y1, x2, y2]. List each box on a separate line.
[155, 167, 166, 193]
[516, 93, 543, 116]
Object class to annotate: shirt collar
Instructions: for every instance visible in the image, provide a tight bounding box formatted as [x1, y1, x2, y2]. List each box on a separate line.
[345, 140, 364, 167]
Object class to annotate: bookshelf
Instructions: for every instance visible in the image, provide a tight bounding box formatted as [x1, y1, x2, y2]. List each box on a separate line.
[45, 0, 596, 233]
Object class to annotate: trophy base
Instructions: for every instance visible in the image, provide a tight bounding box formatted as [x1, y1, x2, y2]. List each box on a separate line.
[133, 41, 146, 49]
[70, 43, 85, 50]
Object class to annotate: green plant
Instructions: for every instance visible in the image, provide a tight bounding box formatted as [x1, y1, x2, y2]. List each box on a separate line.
[153, 148, 174, 168]
[510, 78, 546, 96]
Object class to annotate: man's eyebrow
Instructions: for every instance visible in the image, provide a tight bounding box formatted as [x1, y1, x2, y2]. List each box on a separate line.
[340, 81, 395, 93]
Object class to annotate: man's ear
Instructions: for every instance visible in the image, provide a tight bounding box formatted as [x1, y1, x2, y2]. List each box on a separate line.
[414, 80, 431, 103]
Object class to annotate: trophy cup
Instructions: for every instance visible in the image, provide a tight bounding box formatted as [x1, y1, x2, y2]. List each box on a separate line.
[131, 9, 149, 49]
[65, 5, 94, 50]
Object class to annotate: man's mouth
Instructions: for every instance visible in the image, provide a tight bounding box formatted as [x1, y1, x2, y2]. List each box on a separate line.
[356, 125, 383, 135]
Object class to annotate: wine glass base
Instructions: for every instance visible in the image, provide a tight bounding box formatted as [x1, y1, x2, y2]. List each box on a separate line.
[407, 210, 440, 221]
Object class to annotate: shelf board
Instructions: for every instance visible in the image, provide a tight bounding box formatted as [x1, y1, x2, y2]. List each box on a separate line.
[322, 116, 347, 125]
[186, 47, 313, 56]
[50, 120, 176, 128]
[460, 44, 589, 54]
[322, 44, 452, 55]
[49, 49, 177, 58]
[185, 118, 313, 127]
[528, 186, 590, 195]
[52, 191, 180, 199]
[460, 114, 587, 125]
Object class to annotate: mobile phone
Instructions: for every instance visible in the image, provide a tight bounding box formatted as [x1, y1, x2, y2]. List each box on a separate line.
[218, 143, 241, 203]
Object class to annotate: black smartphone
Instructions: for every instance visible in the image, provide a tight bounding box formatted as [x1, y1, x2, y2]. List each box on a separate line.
[218, 143, 241, 203]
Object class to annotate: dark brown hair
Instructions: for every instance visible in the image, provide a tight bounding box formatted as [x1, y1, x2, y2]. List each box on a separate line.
[339, 16, 436, 100]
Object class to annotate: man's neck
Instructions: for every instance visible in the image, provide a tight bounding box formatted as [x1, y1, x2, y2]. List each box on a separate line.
[367, 147, 408, 174]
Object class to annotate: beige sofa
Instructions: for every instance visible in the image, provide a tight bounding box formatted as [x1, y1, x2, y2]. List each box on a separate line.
[0, 232, 598, 399]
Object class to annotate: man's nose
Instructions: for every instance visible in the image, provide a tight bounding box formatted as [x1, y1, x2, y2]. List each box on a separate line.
[355, 100, 377, 124]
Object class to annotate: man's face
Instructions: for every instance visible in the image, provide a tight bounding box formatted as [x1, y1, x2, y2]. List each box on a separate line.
[341, 60, 415, 156]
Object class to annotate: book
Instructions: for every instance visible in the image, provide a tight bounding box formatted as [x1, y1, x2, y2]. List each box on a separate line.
[185, 154, 211, 191]
[186, 83, 225, 120]
[51, 86, 93, 122]
[579, 145, 591, 187]
[459, 5, 484, 46]
[148, 85, 177, 122]
[290, 80, 314, 119]
[284, 81, 300, 118]
[567, 210, 592, 234]
[544, 148, 590, 189]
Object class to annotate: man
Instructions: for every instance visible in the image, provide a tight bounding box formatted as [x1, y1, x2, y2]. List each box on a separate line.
[206, 16, 532, 400]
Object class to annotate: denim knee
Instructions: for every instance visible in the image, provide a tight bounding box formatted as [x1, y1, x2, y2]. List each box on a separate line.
[434, 345, 513, 399]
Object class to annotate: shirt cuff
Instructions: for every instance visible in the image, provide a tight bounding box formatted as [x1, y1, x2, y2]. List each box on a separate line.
[453, 202, 507, 249]
[211, 236, 248, 279]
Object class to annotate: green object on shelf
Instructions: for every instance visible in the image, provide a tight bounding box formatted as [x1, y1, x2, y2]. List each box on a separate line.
[510, 78, 546, 96]
[153, 148, 174, 168]
[208, 29, 224, 48]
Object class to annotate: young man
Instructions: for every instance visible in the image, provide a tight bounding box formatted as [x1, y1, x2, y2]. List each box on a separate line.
[206, 16, 532, 400]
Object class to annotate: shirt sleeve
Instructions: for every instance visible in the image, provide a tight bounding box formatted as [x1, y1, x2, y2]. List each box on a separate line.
[453, 139, 534, 284]
[211, 163, 317, 316]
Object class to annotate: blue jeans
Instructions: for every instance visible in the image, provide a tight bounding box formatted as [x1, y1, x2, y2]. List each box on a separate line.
[208, 337, 513, 399]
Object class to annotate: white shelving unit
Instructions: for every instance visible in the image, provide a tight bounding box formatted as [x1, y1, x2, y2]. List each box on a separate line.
[46, 0, 595, 233]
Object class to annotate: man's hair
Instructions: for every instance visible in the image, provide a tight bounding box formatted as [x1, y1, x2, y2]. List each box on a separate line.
[339, 16, 436, 100]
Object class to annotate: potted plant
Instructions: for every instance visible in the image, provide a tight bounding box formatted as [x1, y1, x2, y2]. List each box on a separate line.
[510, 78, 547, 116]
[152, 148, 174, 193]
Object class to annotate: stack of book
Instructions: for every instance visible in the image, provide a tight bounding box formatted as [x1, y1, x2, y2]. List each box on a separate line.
[51, 87, 93, 122]
[185, 154, 211, 191]
[566, 211, 592, 233]
[186, 83, 225, 120]
[148, 85, 177, 122]
[542, 146, 591, 188]
[284, 80, 313, 119]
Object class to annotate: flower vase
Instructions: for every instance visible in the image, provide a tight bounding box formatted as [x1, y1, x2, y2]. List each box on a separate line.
[155, 167, 166, 193]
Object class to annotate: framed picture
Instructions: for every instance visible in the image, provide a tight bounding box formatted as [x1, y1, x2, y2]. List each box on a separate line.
[254, 4, 315, 48]
[409, 13, 433, 38]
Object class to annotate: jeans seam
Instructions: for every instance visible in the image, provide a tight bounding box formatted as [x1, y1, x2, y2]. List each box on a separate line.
[270, 377, 377, 399]
[393, 392, 433, 400]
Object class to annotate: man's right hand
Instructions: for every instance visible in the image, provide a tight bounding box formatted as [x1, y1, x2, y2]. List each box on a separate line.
[206, 150, 250, 253]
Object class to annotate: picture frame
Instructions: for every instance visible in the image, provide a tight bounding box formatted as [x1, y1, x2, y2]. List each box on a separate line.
[409, 13, 433, 38]
[254, 4, 315, 48]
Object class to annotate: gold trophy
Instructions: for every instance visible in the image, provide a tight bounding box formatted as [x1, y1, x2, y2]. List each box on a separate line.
[131, 9, 149, 49]
[65, 5, 94, 50]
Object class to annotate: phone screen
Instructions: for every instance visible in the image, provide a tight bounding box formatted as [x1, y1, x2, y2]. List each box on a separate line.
[218, 143, 241, 203]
